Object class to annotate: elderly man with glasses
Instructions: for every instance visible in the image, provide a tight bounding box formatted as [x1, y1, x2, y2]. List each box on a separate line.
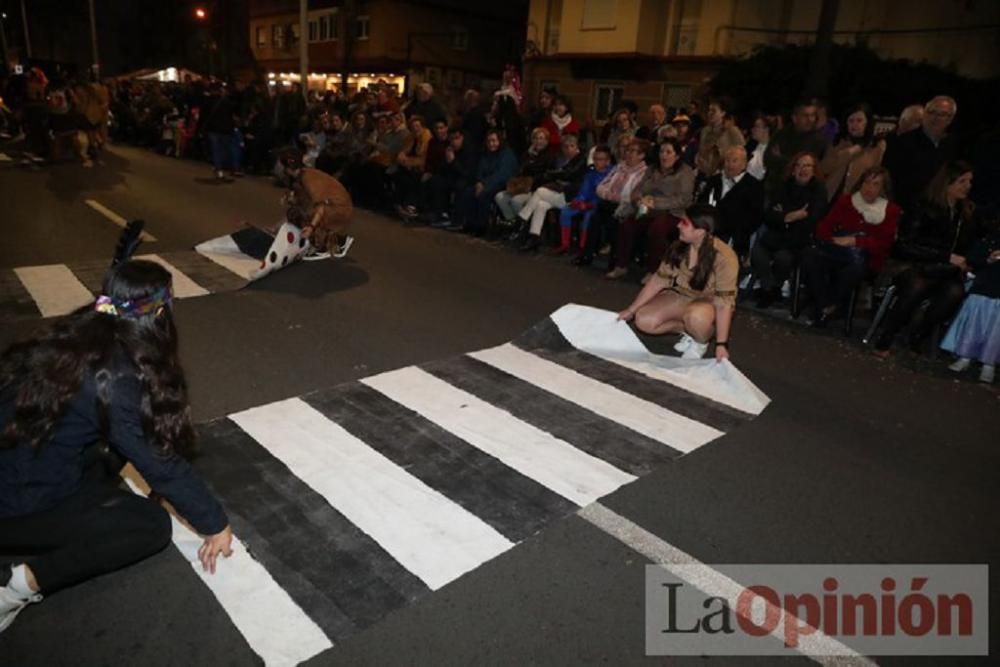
[884, 95, 959, 214]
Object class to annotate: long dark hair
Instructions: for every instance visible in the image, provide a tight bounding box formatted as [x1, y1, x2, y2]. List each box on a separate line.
[664, 204, 719, 291]
[0, 260, 194, 457]
[837, 102, 876, 147]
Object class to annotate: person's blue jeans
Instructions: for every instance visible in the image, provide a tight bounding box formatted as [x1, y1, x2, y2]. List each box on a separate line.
[208, 132, 237, 172]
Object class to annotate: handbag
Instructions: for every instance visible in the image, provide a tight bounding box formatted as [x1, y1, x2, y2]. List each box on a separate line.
[505, 176, 534, 195]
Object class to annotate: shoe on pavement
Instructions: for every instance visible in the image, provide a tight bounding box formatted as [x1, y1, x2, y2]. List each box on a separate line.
[948, 358, 971, 373]
[979, 364, 995, 384]
[680, 340, 709, 360]
[332, 236, 354, 259]
[598, 243, 611, 256]
[1, 576, 42, 634]
[673, 334, 694, 353]
[605, 267, 627, 280]
[301, 248, 332, 261]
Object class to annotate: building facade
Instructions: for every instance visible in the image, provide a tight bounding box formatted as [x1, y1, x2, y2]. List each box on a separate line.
[524, 0, 1000, 124]
[249, 0, 526, 100]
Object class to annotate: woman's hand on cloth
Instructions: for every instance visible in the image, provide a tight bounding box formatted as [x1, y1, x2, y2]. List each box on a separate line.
[199, 525, 234, 574]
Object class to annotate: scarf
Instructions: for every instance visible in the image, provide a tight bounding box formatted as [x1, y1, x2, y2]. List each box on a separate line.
[550, 111, 573, 132]
[851, 191, 888, 224]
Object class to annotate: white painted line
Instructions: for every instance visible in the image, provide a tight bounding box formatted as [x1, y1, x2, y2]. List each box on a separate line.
[578, 503, 875, 666]
[14, 264, 94, 318]
[84, 199, 157, 241]
[194, 234, 260, 281]
[363, 366, 635, 506]
[472, 344, 723, 454]
[229, 397, 514, 590]
[122, 470, 333, 666]
[135, 253, 209, 298]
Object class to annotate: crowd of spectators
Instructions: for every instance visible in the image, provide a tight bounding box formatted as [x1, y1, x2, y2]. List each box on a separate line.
[2, 68, 998, 379]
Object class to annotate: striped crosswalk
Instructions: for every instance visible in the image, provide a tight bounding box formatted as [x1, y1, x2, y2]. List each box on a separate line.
[0, 250, 249, 322]
[140, 305, 769, 666]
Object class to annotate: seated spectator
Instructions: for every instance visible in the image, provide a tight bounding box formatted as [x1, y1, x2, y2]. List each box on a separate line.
[671, 114, 698, 167]
[750, 151, 828, 308]
[603, 108, 638, 161]
[346, 111, 410, 208]
[873, 161, 981, 355]
[941, 227, 1000, 384]
[448, 129, 517, 235]
[694, 97, 745, 179]
[495, 127, 556, 223]
[575, 139, 650, 266]
[895, 104, 925, 136]
[617, 205, 739, 361]
[636, 104, 668, 144]
[394, 115, 432, 215]
[300, 112, 330, 168]
[556, 145, 614, 256]
[526, 86, 556, 136]
[607, 139, 695, 282]
[801, 166, 900, 327]
[425, 128, 478, 227]
[459, 89, 487, 162]
[814, 98, 839, 144]
[746, 112, 774, 182]
[697, 145, 765, 260]
[820, 103, 886, 202]
[514, 133, 588, 251]
[764, 99, 829, 195]
[883, 95, 958, 215]
[371, 87, 400, 121]
[315, 111, 353, 176]
[404, 83, 446, 128]
[540, 95, 581, 150]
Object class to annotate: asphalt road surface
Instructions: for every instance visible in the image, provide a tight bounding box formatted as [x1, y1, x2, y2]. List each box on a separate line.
[1, 144, 997, 666]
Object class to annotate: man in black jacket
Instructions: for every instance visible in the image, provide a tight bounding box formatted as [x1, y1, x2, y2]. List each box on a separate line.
[427, 128, 479, 227]
[883, 95, 958, 215]
[698, 146, 765, 260]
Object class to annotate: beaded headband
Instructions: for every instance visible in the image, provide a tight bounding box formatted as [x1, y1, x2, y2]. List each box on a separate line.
[94, 285, 173, 318]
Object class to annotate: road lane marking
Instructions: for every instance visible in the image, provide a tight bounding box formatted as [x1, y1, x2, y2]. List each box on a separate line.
[578, 503, 875, 666]
[229, 397, 515, 591]
[85, 199, 157, 241]
[135, 253, 209, 298]
[14, 264, 93, 317]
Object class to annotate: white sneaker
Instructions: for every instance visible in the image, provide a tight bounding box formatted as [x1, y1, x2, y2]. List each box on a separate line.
[980, 365, 995, 384]
[681, 340, 709, 360]
[301, 248, 331, 262]
[333, 235, 354, 258]
[948, 358, 971, 372]
[673, 334, 694, 353]
[1, 583, 42, 634]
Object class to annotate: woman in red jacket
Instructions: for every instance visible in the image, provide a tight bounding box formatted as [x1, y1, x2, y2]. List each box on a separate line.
[540, 95, 581, 150]
[800, 166, 901, 326]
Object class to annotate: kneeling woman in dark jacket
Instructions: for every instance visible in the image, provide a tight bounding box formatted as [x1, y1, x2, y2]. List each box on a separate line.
[874, 160, 981, 354]
[0, 260, 232, 633]
[618, 204, 740, 361]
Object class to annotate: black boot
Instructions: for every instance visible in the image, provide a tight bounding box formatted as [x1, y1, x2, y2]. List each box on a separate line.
[519, 234, 540, 253]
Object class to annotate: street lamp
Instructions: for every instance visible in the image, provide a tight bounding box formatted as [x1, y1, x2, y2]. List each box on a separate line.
[194, 7, 207, 20]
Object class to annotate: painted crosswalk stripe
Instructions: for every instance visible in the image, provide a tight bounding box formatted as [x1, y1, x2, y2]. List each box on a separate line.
[195, 234, 262, 280]
[362, 366, 636, 506]
[195, 417, 428, 639]
[84, 199, 157, 241]
[13, 264, 94, 317]
[303, 383, 577, 543]
[422, 355, 681, 473]
[121, 470, 333, 667]
[472, 344, 723, 454]
[229, 397, 515, 591]
[135, 253, 209, 298]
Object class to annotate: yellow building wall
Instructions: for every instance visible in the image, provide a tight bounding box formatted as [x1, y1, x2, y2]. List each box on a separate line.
[556, 0, 644, 53]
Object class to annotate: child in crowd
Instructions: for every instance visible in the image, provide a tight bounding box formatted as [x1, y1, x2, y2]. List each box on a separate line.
[556, 145, 613, 256]
[941, 229, 1000, 384]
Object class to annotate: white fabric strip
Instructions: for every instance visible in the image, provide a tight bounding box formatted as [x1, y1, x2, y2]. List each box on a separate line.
[135, 254, 209, 298]
[14, 264, 94, 318]
[84, 199, 157, 241]
[362, 367, 635, 506]
[549, 304, 770, 415]
[121, 471, 332, 667]
[472, 344, 722, 454]
[579, 503, 874, 666]
[229, 397, 514, 591]
[194, 235, 259, 281]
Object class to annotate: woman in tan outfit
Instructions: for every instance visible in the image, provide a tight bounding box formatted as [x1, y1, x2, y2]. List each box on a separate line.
[820, 103, 886, 203]
[281, 152, 354, 258]
[618, 205, 739, 361]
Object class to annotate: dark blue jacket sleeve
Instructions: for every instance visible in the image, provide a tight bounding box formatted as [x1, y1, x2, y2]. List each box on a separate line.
[108, 373, 228, 535]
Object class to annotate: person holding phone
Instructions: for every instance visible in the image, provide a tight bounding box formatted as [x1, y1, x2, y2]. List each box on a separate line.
[750, 151, 828, 308]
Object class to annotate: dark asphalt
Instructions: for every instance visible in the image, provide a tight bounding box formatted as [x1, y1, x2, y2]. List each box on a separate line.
[1, 145, 997, 666]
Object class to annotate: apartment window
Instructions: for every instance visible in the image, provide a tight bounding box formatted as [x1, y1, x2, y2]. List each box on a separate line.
[272, 24, 284, 49]
[310, 10, 338, 43]
[289, 23, 300, 46]
[451, 27, 468, 51]
[594, 83, 624, 121]
[355, 15, 370, 40]
[672, 0, 702, 55]
[581, 0, 616, 30]
[256, 26, 266, 48]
